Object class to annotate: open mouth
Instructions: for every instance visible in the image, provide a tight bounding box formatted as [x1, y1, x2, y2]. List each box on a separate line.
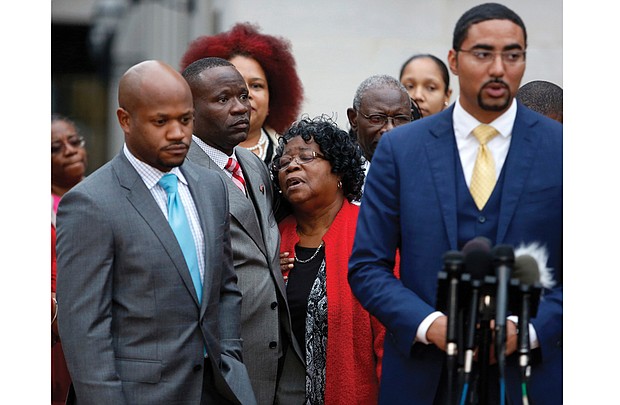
[286, 177, 303, 188]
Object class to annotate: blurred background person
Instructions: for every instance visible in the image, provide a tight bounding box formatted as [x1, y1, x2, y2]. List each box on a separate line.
[399, 54, 452, 118]
[271, 116, 383, 405]
[51, 114, 88, 213]
[346, 74, 413, 203]
[516, 79, 563, 123]
[347, 75, 413, 160]
[180, 22, 304, 165]
[51, 113, 87, 405]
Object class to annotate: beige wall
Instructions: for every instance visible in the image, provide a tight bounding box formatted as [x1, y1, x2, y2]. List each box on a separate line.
[52, 0, 562, 157]
[212, 0, 562, 127]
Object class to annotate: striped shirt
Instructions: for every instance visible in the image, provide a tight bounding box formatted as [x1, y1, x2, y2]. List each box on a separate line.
[123, 144, 206, 281]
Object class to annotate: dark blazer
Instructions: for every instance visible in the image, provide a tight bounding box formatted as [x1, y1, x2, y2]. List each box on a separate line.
[187, 143, 304, 405]
[56, 152, 256, 405]
[349, 103, 563, 405]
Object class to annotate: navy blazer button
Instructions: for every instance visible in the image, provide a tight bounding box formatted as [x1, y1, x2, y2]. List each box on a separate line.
[478, 216, 486, 223]
[271, 302, 278, 309]
[269, 341, 277, 349]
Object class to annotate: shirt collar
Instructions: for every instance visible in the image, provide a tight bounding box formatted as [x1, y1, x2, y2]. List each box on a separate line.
[123, 144, 187, 189]
[453, 98, 517, 141]
[192, 135, 240, 170]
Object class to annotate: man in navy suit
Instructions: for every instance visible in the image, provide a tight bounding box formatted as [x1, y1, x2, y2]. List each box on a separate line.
[348, 3, 562, 404]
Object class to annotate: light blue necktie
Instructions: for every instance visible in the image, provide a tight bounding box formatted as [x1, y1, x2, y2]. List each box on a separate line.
[159, 173, 203, 304]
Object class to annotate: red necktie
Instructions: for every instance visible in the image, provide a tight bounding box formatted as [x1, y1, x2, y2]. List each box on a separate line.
[224, 157, 246, 194]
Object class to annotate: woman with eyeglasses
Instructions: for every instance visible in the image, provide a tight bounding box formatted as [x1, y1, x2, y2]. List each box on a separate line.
[51, 113, 87, 405]
[271, 115, 384, 405]
[52, 114, 88, 211]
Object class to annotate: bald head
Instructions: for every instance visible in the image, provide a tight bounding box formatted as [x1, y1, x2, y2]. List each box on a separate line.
[116, 60, 195, 172]
[118, 60, 192, 114]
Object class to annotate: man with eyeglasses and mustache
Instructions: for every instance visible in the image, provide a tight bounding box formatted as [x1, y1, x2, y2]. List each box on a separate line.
[349, 3, 562, 405]
[346, 74, 415, 203]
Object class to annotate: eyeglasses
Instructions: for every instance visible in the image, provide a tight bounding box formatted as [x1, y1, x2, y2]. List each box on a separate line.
[458, 48, 526, 65]
[51, 135, 86, 155]
[359, 112, 412, 127]
[272, 151, 325, 172]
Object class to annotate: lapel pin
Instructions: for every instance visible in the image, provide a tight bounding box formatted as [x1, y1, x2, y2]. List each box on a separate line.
[259, 184, 265, 194]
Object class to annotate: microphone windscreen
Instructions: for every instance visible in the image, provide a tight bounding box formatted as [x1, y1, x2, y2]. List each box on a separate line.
[492, 244, 515, 263]
[514, 241, 556, 289]
[513, 254, 540, 286]
[462, 236, 492, 255]
[443, 251, 464, 275]
[464, 250, 494, 280]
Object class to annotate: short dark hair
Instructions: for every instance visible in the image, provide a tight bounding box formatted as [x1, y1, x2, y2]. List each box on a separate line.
[516, 80, 563, 121]
[180, 22, 304, 134]
[399, 54, 451, 96]
[271, 115, 365, 202]
[181, 57, 234, 88]
[453, 3, 527, 51]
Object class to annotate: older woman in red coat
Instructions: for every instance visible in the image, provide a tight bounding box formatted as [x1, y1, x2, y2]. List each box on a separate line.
[272, 116, 385, 404]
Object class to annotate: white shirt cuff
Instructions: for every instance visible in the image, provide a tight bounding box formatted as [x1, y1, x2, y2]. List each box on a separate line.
[507, 315, 539, 349]
[416, 311, 444, 345]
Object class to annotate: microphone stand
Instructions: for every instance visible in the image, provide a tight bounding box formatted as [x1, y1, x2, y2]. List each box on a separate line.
[518, 285, 532, 405]
[477, 293, 494, 405]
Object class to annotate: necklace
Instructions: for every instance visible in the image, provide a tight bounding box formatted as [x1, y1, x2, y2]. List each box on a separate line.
[295, 241, 325, 264]
[245, 130, 268, 160]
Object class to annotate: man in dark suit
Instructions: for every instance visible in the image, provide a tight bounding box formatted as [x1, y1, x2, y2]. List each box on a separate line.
[56, 60, 256, 405]
[181, 57, 304, 405]
[348, 3, 562, 405]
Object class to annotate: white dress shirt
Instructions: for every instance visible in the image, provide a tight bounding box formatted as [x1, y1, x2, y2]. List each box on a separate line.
[192, 135, 247, 196]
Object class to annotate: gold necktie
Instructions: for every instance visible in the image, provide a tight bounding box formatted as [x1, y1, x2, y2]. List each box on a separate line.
[469, 124, 499, 210]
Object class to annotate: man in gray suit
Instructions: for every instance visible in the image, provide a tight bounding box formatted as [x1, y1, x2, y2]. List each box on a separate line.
[56, 60, 256, 405]
[182, 57, 304, 405]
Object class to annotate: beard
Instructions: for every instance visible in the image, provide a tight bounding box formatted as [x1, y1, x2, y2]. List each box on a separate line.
[477, 79, 512, 111]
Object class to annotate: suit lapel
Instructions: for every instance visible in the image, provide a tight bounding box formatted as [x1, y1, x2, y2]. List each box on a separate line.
[236, 151, 269, 256]
[496, 106, 538, 243]
[425, 111, 459, 250]
[114, 154, 201, 306]
[189, 143, 268, 257]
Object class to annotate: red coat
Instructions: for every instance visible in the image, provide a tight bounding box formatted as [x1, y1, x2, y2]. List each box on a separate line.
[279, 200, 384, 405]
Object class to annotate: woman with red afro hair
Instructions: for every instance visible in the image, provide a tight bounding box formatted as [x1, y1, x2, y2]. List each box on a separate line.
[180, 22, 304, 164]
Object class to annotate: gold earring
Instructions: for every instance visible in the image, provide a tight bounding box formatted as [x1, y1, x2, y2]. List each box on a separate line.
[337, 181, 342, 189]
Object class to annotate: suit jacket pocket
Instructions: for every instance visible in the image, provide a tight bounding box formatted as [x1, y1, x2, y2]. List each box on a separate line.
[115, 357, 162, 383]
[519, 185, 561, 206]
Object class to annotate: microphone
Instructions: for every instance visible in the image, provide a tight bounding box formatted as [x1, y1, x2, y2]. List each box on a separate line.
[443, 250, 463, 405]
[443, 251, 464, 358]
[512, 254, 541, 371]
[491, 244, 515, 405]
[461, 238, 493, 374]
[462, 236, 492, 256]
[512, 254, 542, 405]
[492, 245, 514, 342]
[514, 241, 556, 289]
[459, 238, 494, 405]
